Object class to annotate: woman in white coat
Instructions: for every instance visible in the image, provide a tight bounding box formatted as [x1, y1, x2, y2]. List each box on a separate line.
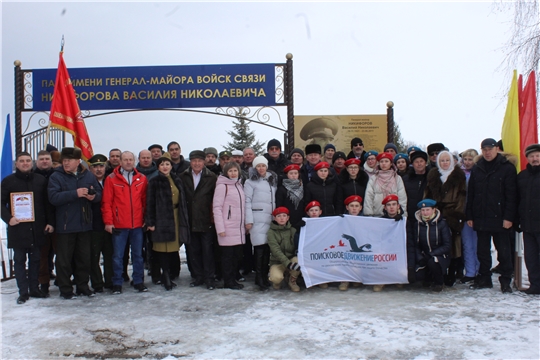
[364, 152, 407, 217]
[244, 156, 278, 290]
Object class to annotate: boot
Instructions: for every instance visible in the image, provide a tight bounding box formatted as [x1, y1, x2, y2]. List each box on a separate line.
[40, 283, 50, 297]
[254, 246, 268, 291]
[262, 246, 271, 288]
[469, 275, 493, 290]
[338, 282, 349, 291]
[288, 275, 300, 292]
[162, 270, 172, 291]
[499, 276, 512, 294]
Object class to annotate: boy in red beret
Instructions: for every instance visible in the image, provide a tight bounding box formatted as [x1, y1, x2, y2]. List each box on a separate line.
[381, 194, 404, 221]
[344, 195, 363, 216]
[268, 207, 301, 292]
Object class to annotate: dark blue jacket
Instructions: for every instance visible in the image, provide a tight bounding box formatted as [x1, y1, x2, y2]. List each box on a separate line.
[412, 209, 451, 272]
[48, 164, 102, 233]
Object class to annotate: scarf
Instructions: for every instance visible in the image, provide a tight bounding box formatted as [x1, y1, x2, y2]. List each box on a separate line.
[374, 168, 398, 198]
[436, 151, 455, 184]
[282, 179, 303, 209]
[422, 211, 437, 222]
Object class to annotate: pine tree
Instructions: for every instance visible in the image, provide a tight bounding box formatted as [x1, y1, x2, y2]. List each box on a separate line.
[224, 116, 265, 155]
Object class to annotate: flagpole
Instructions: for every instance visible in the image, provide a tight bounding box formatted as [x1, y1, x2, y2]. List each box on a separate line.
[45, 36, 65, 150]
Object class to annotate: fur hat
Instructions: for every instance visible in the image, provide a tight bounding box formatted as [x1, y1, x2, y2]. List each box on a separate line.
[305, 144, 322, 155]
[61, 147, 82, 160]
[204, 147, 218, 157]
[427, 143, 445, 155]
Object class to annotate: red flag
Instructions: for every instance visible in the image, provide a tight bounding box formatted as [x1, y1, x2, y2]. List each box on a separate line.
[49, 52, 94, 161]
[519, 71, 538, 170]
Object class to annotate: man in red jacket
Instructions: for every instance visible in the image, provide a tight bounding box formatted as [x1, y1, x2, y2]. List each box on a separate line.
[101, 151, 148, 294]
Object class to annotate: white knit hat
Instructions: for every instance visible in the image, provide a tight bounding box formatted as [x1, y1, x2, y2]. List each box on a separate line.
[252, 156, 268, 168]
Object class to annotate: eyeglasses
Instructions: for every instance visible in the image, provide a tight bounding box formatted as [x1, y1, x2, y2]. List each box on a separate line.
[353, 143, 363, 147]
[347, 166, 360, 170]
[429, 151, 439, 156]
[269, 147, 280, 151]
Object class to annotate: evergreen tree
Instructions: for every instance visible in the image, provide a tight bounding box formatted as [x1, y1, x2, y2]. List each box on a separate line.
[224, 116, 265, 155]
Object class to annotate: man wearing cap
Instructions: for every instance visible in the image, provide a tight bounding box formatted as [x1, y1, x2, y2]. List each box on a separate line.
[347, 137, 367, 166]
[427, 143, 446, 168]
[332, 151, 347, 175]
[204, 147, 221, 176]
[148, 144, 164, 162]
[48, 147, 102, 299]
[102, 151, 148, 294]
[289, 148, 305, 166]
[263, 139, 290, 178]
[299, 117, 339, 148]
[2, 152, 55, 304]
[466, 138, 517, 293]
[180, 150, 218, 290]
[517, 144, 540, 294]
[167, 141, 190, 176]
[87, 154, 113, 293]
[136, 149, 158, 181]
[219, 150, 232, 171]
[231, 150, 244, 165]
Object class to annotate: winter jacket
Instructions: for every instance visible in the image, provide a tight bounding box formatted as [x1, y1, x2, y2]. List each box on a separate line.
[337, 167, 369, 204]
[425, 165, 466, 234]
[402, 169, 428, 220]
[180, 167, 217, 232]
[206, 164, 222, 176]
[275, 181, 305, 230]
[101, 166, 147, 229]
[412, 209, 451, 273]
[517, 164, 540, 233]
[466, 153, 518, 232]
[136, 162, 158, 181]
[1, 170, 55, 248]
[213, 175, 246, 246]
[264, 153, 290, 178]
[304, 172, 343, 216]
[364, 171, 407, 217]
[244, 168, 277, 246]
[268, 221, 297, 267]
[146, 172, 190, 244]
[48, 165, 102, 233]
[171, 156, 190, 176]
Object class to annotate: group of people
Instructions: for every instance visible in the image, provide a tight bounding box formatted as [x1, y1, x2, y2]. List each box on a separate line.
[2, 135, 540, 304]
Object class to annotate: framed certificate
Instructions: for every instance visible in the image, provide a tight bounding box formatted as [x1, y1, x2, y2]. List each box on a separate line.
[10, 192, 34, 222]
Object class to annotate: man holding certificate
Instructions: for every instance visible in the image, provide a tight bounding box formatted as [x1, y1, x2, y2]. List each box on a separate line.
[1, 152, 55, 304]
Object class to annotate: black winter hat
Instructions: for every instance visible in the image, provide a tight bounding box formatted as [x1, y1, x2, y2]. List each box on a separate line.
[410, 150, 428, 163]
[305, 144, 322, 155]
[267, 139, 282, 150]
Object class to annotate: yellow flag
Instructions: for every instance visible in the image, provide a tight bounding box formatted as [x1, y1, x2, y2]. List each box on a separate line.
[501, 70, 520, 170]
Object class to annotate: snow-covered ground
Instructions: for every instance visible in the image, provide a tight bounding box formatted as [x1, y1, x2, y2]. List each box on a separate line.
[1, 253, 539, 360]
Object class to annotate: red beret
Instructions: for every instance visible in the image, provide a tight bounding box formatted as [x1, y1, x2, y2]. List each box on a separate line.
[314, 161, 330, 171]
[304, 201, 321, 213]
[272, 207, 289, 217]
[344, 158, 360, 167]
[344, 195, 363, 206]
[382, 194, 399, 205]
[377, 152, 394, 162]
[283, 164, 301, 174]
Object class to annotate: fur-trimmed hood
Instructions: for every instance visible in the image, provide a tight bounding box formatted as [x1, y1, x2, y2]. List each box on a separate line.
[474, 152, 518, 166]
[248, 167, 278, 186]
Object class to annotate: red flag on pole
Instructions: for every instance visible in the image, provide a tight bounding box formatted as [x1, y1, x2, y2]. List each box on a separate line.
[49, 52, 94, 161]
[519, 71, 538, 170]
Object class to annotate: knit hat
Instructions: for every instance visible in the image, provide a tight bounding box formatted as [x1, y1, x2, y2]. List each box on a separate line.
[252, 156, 268, 168]
[324, 144, 336, 152]
[350, 137, 363, 148]
[384, 143, 398, 153]
[267, 139, 282, 150]
[332, 151, 347, 162]
[290, 148, 305, 159]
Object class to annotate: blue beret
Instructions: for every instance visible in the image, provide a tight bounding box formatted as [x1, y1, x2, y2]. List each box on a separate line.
[364, 150, 379, 160]
[393, 153, 409, 164]
[407, 146, 422, 154]
[417, 199, 437, 209]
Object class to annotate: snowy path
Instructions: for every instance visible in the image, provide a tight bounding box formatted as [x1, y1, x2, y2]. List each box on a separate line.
[1, 270, 539, 359]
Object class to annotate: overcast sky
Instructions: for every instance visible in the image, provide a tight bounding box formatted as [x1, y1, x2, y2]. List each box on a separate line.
[1, 1, 526, 158]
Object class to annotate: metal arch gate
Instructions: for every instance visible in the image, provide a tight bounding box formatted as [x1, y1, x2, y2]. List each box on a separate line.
[14, 55, 296, 159]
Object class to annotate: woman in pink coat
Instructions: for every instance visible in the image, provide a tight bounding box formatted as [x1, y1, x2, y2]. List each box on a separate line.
[212, 162, 246, 290]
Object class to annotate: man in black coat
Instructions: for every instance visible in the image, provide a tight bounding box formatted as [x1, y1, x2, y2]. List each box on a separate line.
[263, 139, 290, 179]
[1, 152, 55, 304]
[466, 138, 517, 293]
[517, 144, 540, 294]
[180, 150, 218, 289]
[346, 137, 367, 166]
[167, 141, 190, 176]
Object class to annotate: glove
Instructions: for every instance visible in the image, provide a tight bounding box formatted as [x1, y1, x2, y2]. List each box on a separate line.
[298, 220, 306, 228]
[394, 213, 403, 221]
[287, 262, 301, 271]
[339, 214, 345, 218]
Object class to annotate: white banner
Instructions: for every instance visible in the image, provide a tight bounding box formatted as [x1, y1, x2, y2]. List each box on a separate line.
[298, 215, 407, 287]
